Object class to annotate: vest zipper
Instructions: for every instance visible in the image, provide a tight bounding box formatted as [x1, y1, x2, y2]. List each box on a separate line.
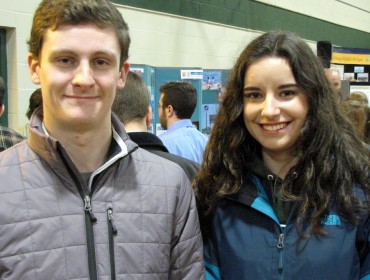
[84, 195, 98, 280]
[107, 208, 117, 280]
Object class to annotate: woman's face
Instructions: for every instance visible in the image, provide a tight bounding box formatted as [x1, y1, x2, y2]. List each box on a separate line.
[243, 56, 309, 155]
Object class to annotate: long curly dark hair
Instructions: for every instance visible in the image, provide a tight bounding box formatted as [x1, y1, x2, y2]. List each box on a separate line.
[194, 31, 370, 236]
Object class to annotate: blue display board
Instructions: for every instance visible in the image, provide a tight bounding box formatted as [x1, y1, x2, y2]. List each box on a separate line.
[200, 69, 230, 135]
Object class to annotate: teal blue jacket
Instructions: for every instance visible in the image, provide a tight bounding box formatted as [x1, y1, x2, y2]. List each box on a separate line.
[204, 172, 370, 280]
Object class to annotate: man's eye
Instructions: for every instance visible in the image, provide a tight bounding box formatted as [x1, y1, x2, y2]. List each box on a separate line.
[95, 59, 109, 66]
[57, 57, 72, 64]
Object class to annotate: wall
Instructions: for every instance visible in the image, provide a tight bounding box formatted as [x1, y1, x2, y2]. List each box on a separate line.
[113, 0, 370, 48]
[256, 0, 370, 34]
[0, 0, 368, 132]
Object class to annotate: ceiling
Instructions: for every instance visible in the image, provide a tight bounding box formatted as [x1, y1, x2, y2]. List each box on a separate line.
[337, 0, 370, 13]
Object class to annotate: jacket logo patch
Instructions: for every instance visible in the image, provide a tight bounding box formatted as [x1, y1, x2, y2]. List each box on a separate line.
[321, 214, 341, 225]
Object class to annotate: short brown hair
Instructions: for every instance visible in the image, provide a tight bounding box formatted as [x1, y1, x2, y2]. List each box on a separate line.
[28, 0, 130, 68]
[112, 71, 149, 125]
[159, 82, 197, 119]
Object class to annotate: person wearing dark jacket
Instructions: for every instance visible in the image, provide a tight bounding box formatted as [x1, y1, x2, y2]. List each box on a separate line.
[0, 75, 25, 152]
[112, 71, 199, 182]
[194, 31, 370, 280]
[0, 1, 204, 279]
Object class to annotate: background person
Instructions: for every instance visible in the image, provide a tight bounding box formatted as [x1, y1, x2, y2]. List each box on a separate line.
[325, 68, 342, 102]
[0, 75, 25, 152]
[340, 91, 370, 148]
[0, 0, 204, 279]
[26, 88, 42, 120]
[194, 31, 370, 280]
[158, 81, 208, 164]
[112, 71, 200, 181]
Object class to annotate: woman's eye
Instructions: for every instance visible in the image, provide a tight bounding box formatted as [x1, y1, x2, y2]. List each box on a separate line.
[281, 90, 296, 97]
[244, 92, 263, 100]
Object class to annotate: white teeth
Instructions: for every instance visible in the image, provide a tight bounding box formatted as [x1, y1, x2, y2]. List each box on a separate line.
[262, 123, 287, 131]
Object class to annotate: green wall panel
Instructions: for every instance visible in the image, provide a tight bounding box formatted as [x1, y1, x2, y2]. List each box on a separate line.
[0, 29, 7, 126]
[112, 0, 370, 49]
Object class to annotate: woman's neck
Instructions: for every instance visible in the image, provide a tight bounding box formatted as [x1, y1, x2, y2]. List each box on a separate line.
[262, 149, 299, 179]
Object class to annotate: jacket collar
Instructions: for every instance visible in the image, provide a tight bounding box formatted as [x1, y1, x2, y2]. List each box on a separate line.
[128, 132, 168, 152]
[28, 108, 138, 193]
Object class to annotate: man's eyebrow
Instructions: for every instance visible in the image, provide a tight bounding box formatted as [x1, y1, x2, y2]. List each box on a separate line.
[48, 49, 117, 57]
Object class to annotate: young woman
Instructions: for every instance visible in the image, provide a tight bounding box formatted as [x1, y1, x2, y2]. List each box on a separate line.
[194, 31, 370, 280]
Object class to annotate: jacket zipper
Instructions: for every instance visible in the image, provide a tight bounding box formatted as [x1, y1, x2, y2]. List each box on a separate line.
[57, 141, 136, 280]
[107, 208, 118, 280]
[268, 174, 285, 276]
[277, 233, 285, 272]
[57, 144, 99, 280]
[84, 195, 98, 280]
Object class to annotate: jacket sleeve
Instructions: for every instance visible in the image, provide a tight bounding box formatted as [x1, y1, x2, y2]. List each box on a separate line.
[204, 233, 222, 280]
[356, 182, 370, 280]
[359, 213, 370, 280]
[169, 170, 205, 280]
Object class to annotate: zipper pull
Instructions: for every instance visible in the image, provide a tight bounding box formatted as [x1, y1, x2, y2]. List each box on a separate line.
[84, 195, 97, 222]
[277, 233, 284, 271]
[277, 233, 284, 249]
[107, 208, 118, 235]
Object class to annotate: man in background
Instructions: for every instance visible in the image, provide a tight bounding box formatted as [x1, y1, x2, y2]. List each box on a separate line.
[0, 75, 25, 151]
[26, 88, 42, 120]
[112, 71, 199, 181]
[325, 68, 342, 102]
[158, 82, 208, 164]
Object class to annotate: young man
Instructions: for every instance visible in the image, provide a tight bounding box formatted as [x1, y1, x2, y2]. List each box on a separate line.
[158, 82, 208, 164]
[0, 75, 25, 151]
[112, 71, 199, 181]
[0, 1, 204, 279]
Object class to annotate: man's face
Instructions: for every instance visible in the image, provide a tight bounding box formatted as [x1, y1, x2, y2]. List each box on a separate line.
[325, 70, 341, 96]
[28, 24, 128, 131]
[158, 93, 167, 129]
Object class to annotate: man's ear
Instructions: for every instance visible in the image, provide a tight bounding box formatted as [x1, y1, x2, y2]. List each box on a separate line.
[28, 54, 41, 85]
[117, 62, 130, 90]
[0, 104, 4, 117]
[146, 106, 152, 127]
[166, 105, 174, 117]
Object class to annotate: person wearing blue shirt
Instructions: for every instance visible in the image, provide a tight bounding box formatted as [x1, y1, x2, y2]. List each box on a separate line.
[158, 82, 208, 164]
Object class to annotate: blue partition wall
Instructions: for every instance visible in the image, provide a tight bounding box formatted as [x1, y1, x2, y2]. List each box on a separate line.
[129, 64, 155, 133]
[201, 69, 230, 135]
